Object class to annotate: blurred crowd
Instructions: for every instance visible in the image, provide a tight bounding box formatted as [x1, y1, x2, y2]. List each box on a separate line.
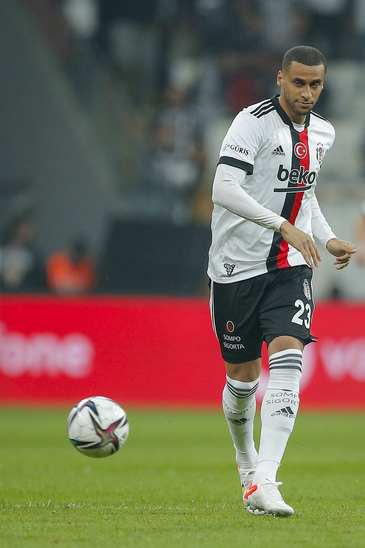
[2, 0, 365, 295]
[26, 0, 365, 225]
[0, 213, 97, 295]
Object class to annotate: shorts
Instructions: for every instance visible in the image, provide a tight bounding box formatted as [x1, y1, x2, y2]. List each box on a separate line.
[210, 265, 316, 363]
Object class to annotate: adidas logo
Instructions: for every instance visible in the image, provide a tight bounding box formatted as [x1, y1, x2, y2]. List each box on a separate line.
[271, 406, 295, 418]
[271, 145, 285, 156]
[226, 417, 248, 426]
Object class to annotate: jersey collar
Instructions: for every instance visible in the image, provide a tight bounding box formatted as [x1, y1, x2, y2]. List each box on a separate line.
[271, 95, 310, 129]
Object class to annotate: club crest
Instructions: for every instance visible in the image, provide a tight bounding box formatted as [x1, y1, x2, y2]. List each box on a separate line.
[303, 279, 311, 300]
[316, 143, 325, 164]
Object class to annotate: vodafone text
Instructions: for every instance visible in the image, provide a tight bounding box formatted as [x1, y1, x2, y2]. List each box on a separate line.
[0, 322, 94, 377]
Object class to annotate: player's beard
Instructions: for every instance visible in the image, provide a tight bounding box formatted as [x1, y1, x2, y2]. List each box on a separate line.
[283, 89, 314, 120]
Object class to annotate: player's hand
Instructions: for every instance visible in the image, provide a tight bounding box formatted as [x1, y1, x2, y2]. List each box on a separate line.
[280, 221, 321, 269]
[326, 238, 356, 270]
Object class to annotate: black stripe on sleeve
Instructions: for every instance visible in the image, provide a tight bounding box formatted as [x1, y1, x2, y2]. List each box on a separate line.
[217, 156, 253, 174]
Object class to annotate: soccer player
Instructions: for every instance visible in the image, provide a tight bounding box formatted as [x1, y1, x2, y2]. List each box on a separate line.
[207, 46, 356, 517]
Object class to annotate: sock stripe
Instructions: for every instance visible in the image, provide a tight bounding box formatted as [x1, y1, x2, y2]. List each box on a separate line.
[269, 358, 302, 366]
[269, 354, 302, 364]
[226, 379, 259, 399]
[269, 353, 303, 373]
[269, 365, 302, 372]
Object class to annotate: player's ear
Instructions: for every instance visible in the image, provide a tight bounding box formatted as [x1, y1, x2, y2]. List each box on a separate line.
[277, 71, 283, 87]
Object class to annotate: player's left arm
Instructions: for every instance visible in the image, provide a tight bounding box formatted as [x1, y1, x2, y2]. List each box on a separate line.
[326, 238, 356, 270]
[311, 195, 356, 270]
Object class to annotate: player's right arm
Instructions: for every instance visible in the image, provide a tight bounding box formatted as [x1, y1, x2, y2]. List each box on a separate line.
[279, 221, 321, 269]
[212, 164, 285, 231]
[212, 163, 322, 269]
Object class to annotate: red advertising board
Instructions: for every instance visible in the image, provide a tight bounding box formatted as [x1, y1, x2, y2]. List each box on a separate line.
[0, 295, 364, 409]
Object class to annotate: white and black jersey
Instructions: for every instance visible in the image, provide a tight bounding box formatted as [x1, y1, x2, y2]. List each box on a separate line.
[208, 95, 336, 283]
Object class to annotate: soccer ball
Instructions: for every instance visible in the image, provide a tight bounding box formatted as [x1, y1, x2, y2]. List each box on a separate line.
[67, 396, 129, 458]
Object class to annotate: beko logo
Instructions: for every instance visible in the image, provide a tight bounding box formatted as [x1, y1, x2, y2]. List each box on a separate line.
[274, 164, 317, 192]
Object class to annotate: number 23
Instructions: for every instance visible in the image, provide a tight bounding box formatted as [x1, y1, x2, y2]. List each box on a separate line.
[291, 299, 311, 329]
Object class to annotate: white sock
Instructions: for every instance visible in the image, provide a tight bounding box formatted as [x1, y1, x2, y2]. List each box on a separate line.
[254, 349, 302, 484]
[222, 375, 260, 469]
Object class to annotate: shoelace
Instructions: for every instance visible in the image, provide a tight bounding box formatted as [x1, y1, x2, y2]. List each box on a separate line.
[263, 481, 285, 501]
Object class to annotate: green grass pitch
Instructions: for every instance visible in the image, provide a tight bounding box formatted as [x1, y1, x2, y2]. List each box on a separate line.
[0, 407, 364, 547]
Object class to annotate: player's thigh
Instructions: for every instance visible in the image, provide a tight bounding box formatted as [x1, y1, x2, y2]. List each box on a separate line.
[260, 265, 316, 347]
[210, 278, 264, 363]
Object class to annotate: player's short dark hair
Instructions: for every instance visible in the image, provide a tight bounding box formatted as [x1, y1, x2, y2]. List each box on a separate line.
[282, 46, 327, 74]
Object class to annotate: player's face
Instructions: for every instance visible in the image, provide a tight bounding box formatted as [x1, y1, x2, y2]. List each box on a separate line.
[277, 61, 325, 124]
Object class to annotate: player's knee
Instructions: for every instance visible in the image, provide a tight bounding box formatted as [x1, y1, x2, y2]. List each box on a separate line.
[225, 359, 261, 382]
